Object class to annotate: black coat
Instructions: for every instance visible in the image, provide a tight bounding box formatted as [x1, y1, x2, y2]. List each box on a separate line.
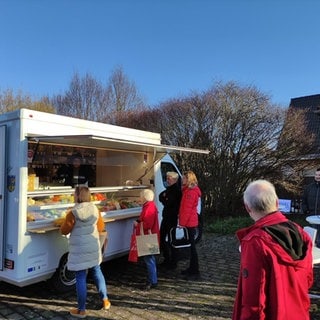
[159, 182, 182, 223]
[302, 181, 320, 215]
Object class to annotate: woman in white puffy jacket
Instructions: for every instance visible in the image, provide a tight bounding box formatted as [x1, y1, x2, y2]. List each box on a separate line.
[60, 186, 110, 318]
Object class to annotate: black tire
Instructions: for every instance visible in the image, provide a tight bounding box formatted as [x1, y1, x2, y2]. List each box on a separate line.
[49, 253, 76, 293]
[194, 214, 203, 243]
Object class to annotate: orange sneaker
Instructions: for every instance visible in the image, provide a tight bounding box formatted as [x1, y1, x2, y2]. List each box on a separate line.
[69, 308, 87, 318]
[102, 298, 111, 310]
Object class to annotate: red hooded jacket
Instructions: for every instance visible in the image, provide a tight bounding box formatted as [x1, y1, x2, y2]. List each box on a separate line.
[136, 201, 160, 240]
[179, 185, 201, 227]
[232, 212, 313, 320]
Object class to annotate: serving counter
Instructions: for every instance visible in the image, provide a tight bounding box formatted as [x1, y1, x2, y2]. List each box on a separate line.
[27, 186, 145, 233]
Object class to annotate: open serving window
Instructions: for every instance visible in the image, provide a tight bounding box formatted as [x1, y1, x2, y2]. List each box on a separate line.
[26, 135, 209, 232]
[27, 134, 208, 187]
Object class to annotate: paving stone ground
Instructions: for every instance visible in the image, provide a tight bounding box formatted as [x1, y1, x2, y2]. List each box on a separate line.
[1, 233, 320, 319]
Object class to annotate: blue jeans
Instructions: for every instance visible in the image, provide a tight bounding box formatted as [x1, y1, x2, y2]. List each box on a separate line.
[143, 255, 158, 285]
[75, 265, 108, 311]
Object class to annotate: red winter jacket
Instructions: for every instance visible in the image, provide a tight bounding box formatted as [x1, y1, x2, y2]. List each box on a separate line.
[232, 212, 313, 320]
[179, 185, 201, 227]
[136, 201, 160, 239]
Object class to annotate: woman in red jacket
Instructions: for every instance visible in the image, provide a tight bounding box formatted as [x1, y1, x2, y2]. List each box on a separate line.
[134, 189, 160, 290]
[179, 170, 201, 279]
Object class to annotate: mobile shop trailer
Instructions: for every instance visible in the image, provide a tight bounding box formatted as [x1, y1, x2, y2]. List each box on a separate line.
[0, 108, 208, 291]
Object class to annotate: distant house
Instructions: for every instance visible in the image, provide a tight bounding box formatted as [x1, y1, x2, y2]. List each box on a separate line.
[289, 94, 320, 184]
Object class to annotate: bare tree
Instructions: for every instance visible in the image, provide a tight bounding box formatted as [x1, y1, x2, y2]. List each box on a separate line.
[122, 82, 314, 216]
[51, 72, 108, 121]
[200, 82, 314, 215]
[114, 107, 161, 131]
[48, 71, 315, 216]
[274, 107, 317, 195]
[51, 68, 146, 124]
[105, 66, 146, 124]
[0, 89, 55, 114]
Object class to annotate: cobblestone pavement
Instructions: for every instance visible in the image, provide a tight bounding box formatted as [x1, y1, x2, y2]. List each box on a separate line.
[1, 233, 320, 320]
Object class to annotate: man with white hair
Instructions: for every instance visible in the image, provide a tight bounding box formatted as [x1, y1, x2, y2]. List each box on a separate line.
[159, 171, 182, 269]
[232, 179, 313, 320]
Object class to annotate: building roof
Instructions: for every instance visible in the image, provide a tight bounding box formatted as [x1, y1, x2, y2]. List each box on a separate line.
[289, 94, 320, 153]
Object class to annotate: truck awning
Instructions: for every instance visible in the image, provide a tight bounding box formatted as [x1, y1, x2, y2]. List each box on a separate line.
[27, 135, 210, 155]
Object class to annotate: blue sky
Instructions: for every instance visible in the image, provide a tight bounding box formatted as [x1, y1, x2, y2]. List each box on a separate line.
[1, 0, 320, 107]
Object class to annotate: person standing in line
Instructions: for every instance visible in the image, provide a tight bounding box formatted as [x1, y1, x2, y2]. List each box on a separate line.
[302, 168, 320, 246]
[159, 171, 182, 269]
[302, 168, 320, 216]
[60, 186, 110, 318]
[233, 179, 313, 320]
[179, 170, 201, 279]
[134, 189, 160, 290]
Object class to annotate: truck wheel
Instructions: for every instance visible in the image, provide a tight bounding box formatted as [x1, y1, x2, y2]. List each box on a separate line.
[50, 253, 76, 292]
[194, 214, 203, 243]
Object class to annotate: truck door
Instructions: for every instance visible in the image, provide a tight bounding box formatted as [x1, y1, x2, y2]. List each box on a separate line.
[0, 125, 6, 270]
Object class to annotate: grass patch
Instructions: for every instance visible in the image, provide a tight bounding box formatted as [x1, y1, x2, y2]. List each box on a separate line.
[206, 213, 309, 235]
[207, 215, 252, 235]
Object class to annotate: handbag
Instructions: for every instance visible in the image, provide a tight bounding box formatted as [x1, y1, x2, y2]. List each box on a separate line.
[128, 229, 138, 263]
[136, 222, 160, 257]
[169, 226, 191, 249]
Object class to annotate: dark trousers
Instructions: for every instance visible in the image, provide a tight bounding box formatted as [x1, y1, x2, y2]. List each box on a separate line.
[160, 218, 177, 265]
[186, 227, 199, 274]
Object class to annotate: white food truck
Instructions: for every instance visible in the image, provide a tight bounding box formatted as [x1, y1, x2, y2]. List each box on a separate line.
[0, 108, 208, 291]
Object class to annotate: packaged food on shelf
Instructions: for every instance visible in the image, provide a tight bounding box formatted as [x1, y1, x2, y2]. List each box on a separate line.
[27, 207, 70, 223]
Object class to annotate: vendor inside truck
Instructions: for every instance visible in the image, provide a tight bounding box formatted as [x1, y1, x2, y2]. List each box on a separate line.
[55, 152, 95, 187]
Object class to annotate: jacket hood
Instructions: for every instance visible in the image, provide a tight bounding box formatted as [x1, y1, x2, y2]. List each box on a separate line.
[72, 202, 97, 222]
[237, 212, 309, 264]
[263, 221, 304, 260]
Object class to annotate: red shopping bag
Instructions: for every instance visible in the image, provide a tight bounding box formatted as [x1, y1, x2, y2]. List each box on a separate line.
[128, 232, 138, 263]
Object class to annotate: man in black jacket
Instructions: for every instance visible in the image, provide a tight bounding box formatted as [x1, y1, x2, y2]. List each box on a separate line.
[56, 153, 95, 187]
[302, 168, 320, 246]
[159, 171, 182, 269]
[302, 168, 320, 216]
